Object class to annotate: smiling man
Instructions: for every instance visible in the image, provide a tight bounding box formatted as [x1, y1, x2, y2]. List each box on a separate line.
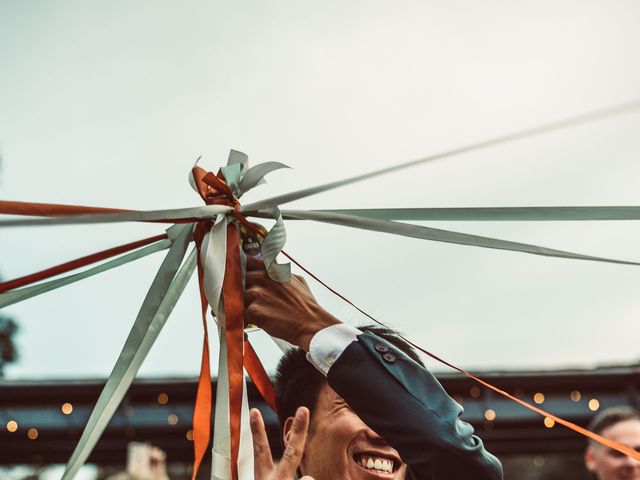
[245, 257, 503, 480]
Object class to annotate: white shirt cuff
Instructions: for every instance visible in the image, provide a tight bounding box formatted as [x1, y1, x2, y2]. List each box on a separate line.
[306, 323, 362, 376]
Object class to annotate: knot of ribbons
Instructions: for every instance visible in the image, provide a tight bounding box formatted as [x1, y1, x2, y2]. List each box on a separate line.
[192, 167, 242, 213]
[189, 152, 286, 480]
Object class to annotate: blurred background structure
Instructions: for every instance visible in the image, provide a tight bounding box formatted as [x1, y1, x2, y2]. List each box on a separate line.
[2, 367, 640, 479]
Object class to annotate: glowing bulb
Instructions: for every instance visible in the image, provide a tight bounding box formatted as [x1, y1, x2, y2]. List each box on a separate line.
[589, 399, 600, 411]
[544, 417, 555, 428]
[61, 402, 73, 415]
[533, 455, 545, 467]
[6, 420, 18, 432]
[533, 393, 545, 404]
[484, 409, 496, 421]
[27, 428, 39, 440]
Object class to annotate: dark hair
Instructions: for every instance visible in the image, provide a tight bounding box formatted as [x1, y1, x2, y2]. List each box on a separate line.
[274, 324, 424, 428]
[588, 405, 640, 444]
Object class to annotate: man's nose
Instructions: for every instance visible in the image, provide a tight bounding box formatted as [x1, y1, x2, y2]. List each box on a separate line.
[363, 426, 386, 443]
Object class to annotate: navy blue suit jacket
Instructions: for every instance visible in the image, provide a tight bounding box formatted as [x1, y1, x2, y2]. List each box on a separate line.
[327, 331, 503, 480]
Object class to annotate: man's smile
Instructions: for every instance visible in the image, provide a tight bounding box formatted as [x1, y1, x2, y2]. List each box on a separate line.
[353, 452, 401, 477]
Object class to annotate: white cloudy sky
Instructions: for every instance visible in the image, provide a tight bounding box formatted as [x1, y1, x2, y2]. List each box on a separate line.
[1, 0, 639, 379]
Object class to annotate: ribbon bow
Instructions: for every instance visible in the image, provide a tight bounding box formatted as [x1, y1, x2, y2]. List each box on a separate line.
[189, 151, 288, 480]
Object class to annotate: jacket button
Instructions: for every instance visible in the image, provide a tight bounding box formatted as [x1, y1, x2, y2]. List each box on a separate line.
[382, 352, 396, 363]
[374, 344, 389, 353]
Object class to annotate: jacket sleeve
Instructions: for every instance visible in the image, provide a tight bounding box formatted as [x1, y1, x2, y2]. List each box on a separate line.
[326, 331, 503, 480]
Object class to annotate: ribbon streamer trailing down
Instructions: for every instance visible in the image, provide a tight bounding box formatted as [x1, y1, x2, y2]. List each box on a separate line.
[280, 250, 640, 463]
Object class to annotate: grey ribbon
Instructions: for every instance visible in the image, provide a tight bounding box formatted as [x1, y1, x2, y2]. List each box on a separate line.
[281, 210, 640, 267]
[292, 206, 640, 222]
[0, 238, 171, 309]
[243, 99, 640, 212]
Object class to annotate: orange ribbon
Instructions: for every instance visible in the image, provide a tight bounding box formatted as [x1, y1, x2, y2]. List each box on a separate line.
[192, 222, 213, 480]
[223, 221, 245, 480]
[244, 339, 278, 413]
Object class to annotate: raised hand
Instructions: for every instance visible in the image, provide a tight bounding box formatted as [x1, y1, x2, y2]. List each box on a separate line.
[244, 256, 339, 351]
[250, 406, 315, 480]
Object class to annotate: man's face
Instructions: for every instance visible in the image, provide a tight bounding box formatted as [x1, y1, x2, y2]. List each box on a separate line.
[288, 383, 406, 480]
[585, 419, 640, 480]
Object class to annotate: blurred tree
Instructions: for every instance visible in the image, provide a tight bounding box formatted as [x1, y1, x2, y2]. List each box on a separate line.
[0, 312, 18, 377]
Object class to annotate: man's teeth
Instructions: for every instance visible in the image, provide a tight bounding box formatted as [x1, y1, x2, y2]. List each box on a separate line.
[358, 455, 394, 473]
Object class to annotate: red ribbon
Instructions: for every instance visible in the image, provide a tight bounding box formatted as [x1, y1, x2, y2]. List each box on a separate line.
[0, 233, 167, 294]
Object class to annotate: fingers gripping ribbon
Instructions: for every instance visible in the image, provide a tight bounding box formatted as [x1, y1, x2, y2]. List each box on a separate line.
[189, 150, 289, 480]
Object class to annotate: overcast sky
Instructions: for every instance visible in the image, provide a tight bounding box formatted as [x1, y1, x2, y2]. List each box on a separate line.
[1, 0, 639, 380]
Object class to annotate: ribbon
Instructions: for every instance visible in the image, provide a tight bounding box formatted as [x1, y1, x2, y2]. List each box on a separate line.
[0, 233, 167, 293]
[284, 206, 640, 222]
[242, 98, 640, 212]
[0, 237, 172, 309]
[244, 339, 278, 413]
[192, 222, 213, 480]
[62, 225, 195, 480]
[280, 209, 640, 267]
[223, 222, 245, 480]
[0, 203, 231, 227]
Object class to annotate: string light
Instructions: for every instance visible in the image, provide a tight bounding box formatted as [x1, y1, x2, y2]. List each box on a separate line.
[533, 393, 545, 404]
[6, 420, 18, 432]
[157, 393, 169, 405]
[186, 430, 194, 441]
[570, 390, 581, 401]
[589, 399, 600, 411]
[27, 428, 39, 440]
[533, 455, 545, 467]
[544, 417, 555, 428]
[61, 402, 73, 415]
[484, 409, 496, 421]
[167, 414, 179, 425]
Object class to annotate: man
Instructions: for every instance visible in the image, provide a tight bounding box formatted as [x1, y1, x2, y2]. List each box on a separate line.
[244, 257, 503, 480]
[584, 406, 640, 480]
